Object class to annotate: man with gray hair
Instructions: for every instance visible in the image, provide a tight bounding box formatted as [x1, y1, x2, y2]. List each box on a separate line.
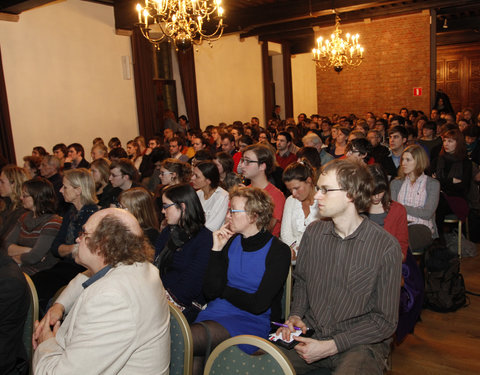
[302, 132, 333, 166]
[32, 208, 170, 374]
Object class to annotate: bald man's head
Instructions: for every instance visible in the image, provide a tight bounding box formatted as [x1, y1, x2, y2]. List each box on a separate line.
[90, 208, 142, 237]
[81, 208, 153, 267]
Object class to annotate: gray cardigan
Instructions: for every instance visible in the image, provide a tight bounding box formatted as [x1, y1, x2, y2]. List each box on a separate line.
[390, 175, 440, 238]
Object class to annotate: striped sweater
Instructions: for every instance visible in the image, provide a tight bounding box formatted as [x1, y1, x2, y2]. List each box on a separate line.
[5, 211, 62, 275]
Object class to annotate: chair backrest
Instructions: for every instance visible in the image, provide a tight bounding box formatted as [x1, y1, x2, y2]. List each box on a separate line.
[203, 335, 296, 375]
[281, 265, 293, 319]
[168, 302, 193, 375]
[23, 273, 39, 375]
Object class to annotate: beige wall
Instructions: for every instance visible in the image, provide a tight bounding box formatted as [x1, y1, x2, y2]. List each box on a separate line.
[194, 34, 265, 127]
[0, 0, 138, 163]
[292, 53, 318, 118]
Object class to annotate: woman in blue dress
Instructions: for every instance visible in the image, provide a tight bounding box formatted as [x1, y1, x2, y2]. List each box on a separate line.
[191, 186, 291, 375]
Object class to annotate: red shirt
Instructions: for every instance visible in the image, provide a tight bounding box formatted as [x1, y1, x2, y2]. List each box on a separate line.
[264, 183, 285, 237]
[276, 152, 297, 170]
[233, 152, 242, 173]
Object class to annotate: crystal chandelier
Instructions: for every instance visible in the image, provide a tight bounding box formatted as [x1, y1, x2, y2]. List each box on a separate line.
[135, 0, 225, 51]
[312, 14, 364, 73]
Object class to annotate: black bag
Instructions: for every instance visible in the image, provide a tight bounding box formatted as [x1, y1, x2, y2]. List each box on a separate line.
[424, 242, 468, 312]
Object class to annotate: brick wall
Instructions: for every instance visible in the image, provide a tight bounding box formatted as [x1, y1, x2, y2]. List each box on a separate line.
[315, 12, 431, 118]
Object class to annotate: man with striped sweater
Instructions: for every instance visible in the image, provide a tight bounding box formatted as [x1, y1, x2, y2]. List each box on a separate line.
[277, 159, 402, 374]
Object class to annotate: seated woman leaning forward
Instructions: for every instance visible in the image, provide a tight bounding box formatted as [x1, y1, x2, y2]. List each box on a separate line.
[191, 186, 291, 375]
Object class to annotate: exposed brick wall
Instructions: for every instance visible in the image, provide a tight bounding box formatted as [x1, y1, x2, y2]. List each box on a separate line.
[315, 12, 431, 118]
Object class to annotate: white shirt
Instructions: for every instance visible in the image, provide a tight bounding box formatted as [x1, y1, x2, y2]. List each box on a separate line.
[281, 195, 321, 250]
[197, 186, 229, 231]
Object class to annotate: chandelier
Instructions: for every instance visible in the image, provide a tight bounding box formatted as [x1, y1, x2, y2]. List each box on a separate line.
[312, 14, 364, 73]
[135, 0, 225, 51]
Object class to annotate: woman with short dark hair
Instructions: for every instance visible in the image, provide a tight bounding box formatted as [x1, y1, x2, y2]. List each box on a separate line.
[154, 183, 213, 323]
[5, 178, 62, 275]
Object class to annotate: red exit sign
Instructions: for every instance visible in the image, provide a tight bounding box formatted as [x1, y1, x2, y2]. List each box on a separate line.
[413, 87, 422, 96]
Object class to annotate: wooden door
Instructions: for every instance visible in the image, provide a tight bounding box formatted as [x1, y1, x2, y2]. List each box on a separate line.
[437, 44, 480, 116]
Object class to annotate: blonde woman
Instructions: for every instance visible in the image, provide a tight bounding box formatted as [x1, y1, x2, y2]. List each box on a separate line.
[32, 168, 99, 312]
[391, 144, 440, 251]
[0, 165, 28, 243]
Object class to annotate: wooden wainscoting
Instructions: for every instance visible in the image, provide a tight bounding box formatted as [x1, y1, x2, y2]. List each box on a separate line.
[437, 44, 480, 116]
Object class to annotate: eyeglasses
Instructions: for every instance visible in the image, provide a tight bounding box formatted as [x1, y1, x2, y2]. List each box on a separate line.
[239, 158, 260, 166]
[159, 171, 173, 177]
[162, 202, 177, 210]
[228, 209, 246, 214]
[315, 186, 345, 195]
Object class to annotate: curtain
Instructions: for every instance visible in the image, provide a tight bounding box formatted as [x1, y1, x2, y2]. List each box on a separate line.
[282, 42, 293, 119]
[261, 41, 273, 124]
[131, 28, 159, 140]
[176, 47, 200, 129]
[0, 47, 16, 164]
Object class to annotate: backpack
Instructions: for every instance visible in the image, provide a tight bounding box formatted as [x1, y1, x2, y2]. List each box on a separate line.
[424, 242, 468, 312]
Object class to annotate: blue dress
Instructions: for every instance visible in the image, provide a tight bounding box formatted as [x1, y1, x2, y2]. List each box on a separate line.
[195, 235, 273, 353]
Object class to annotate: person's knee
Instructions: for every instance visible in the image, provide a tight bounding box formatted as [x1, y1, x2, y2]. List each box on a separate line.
[333, 344, 388, 375]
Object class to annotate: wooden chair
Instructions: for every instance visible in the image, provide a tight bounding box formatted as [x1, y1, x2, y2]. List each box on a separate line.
[444, 214, 469, 259]
[168, 302, 193, 375]
[23, 273, 39, 375]
[203, 335, 296, 375]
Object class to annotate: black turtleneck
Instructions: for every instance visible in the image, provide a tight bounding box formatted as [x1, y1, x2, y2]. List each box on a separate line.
[203, 230, 290, 321]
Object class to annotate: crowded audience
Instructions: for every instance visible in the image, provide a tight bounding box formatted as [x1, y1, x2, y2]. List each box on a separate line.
[2, 104, 480, 375]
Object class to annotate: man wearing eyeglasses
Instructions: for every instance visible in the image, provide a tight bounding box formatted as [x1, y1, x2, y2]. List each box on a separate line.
[277, 159, 402, 375]
[32, 208, 170, 374]
[240, 144, 285, 237]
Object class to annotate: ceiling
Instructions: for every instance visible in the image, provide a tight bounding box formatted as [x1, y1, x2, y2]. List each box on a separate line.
[2, 0, 480, 53]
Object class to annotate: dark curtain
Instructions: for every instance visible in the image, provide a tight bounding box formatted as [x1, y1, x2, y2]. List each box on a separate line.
[176, 48, 200, 129]
[261, 41, 273, 125]
[131, 28, 159, 140]
[282, 42, 293, 119]
[0, 47, 16, 164]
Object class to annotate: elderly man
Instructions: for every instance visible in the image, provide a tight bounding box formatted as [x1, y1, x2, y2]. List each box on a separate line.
[277, 159, 401, 374]
[302, 132, 334, 166]
[32, 208, 170, 374]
